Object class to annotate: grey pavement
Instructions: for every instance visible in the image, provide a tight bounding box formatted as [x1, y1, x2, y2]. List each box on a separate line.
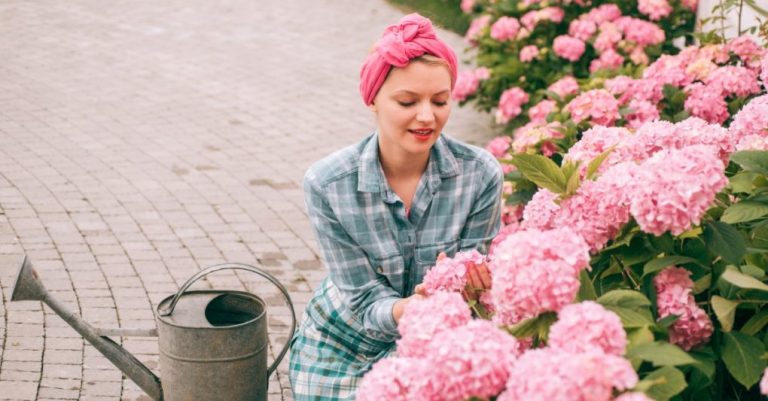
[0, 1, 498, 400]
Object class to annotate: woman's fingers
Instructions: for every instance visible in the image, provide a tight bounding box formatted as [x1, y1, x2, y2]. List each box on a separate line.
[414, 284, 428, 296]
[476, 262, 492, 289]
[436, 252, 447, 261]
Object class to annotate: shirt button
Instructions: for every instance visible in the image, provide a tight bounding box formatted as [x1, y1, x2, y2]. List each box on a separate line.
[376, 266, 383, 273]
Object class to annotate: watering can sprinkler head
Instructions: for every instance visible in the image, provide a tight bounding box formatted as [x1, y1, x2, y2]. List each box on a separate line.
[10, 255, 47, 302]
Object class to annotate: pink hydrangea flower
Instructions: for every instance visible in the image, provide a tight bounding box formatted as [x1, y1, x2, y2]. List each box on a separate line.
[528, 100, 556, 123]
[549, 301, 627, 355]
[761, 368, 768, 396]
[491, 17, 521, 42]
[489, 221, 523, 259]
[761, 53, 768, 86]
[630, 145, 728, 236]
[396, 292, 472, 358]
[548, 76, 580, 99]
[502, 204, 523, 226]
[485, 135, 512, 158]
[426, 320, 522, 401]
[638, 0, 672, 20]
[489, 227, 590, 325]
[616, 393, 655, 401]
[616, 17, 665, 46]
[498, 349, 638, 401]
[681, 0, 699, 10]
[496, 87, 530, 124]
[685, 57, 718, 81]
[519, 44, 539, 62]
[460, 0, 475, 13]
[705, 66, 762, 98]
[553, 35, 586, 62]
[630, 47, 650, 65]
[521, 189, 559, 230]
[670, 117, 733, 162]
[684, 83, 729, 124]
[421, 250, 486, 295]
[465, 15, 491, 45]
[453, 70, 480, 102]
[566, 89, 620, 126]
[654, 267, 714, 351]
[729, 94, 768, 144]
[584, 4, 622, 25]
[625, 99, 660, 129]
[357, 357, 441, 400]
[521, 7, 565, 31]
[594, 22, 623, 53]
[590, 48, 625, 72]
[643, 54, 694, 87]
[564, 125, 632, 169]
[736, 135, 768, 151]
[552, 178, 632, 252]
[604, 75, 635, 98]
[728, 35, 766, 68]
[511, 122, 564, 154]
[569, 19, 597, 41]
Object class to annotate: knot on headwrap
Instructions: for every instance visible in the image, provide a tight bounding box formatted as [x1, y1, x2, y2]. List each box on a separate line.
[359, 13, 458, 106]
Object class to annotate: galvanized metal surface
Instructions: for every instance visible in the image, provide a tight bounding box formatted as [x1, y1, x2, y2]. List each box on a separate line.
[9, 257, 297, 401]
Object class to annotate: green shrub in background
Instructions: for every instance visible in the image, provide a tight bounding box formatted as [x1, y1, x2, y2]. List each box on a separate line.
[386, 0, 471, 34]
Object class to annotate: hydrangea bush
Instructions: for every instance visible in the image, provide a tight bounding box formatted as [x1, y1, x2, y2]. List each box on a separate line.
[357, 92, 768, 400]
[453, 0, 698, 129]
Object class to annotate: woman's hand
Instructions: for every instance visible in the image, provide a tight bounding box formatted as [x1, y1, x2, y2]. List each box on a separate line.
[393, 293, 425, 324]
[463, 259, 492, 302]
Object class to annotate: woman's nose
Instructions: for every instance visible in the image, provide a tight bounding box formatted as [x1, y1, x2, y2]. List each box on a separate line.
[416, 102, 435, 123]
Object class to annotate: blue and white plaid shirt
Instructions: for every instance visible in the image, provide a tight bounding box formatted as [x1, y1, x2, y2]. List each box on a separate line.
[303, 132, 503, 341]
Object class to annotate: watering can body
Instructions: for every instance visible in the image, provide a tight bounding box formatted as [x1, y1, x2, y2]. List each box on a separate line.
[8, 256, 296, 401]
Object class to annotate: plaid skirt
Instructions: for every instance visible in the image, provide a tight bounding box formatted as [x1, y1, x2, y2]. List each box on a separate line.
[289, 278, 395, 401]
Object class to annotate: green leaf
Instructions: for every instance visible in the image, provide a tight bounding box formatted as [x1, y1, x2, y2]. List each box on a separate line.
[720, 267, 768, 292]
[626, 341, 697, 366]
[703, 221, 747, 265]
[637, 367, 687, 401]
[643, 256, 700, 277]
[731, 151, 768, 175]
[597, 289, 652, 308]
[585, 148, 613, 181]
[745, 0, 768, 17]
[510, 154, 567, 194]
[729, 171, 757, 193]
[711, 295, 740, 332]
[603, 305, 655, 328]
[506, 312, 557, 339]
[721, 331, 767, 389]
[565, 169, 581, 197]
[741, 309, 768, 336]
[721, 201, 768, 224]
[576, 269, 597, 301]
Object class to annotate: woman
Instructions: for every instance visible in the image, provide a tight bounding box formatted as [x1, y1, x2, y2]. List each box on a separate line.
[289, 13, 503, 401]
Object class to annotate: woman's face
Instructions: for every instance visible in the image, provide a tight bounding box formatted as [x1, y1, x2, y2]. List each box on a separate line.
[370, 61, 452, 158]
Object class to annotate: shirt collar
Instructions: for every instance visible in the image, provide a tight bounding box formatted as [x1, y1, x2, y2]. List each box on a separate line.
[357, 132, 460, 193]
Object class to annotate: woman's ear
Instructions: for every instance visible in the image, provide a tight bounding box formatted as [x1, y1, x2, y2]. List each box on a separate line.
[367, 101, 377, 112]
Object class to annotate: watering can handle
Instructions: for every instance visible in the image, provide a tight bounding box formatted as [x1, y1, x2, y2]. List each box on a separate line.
[157, 262, 297, 376]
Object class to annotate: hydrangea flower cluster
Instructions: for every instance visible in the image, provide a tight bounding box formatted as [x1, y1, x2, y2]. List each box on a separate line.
[730, 94, 768, 150]
[420, 250, 486, 295]
[548, 301, 628, 356]
[511, 122, 564, 156]
[497, 348, 638, 401]
[629, 145, 728, 236]
[361, 314, 521, 401]
[566, 89, 621, 126]
[496, 87, 530, 124]
[653, 266, 714, 351]
[396, 292, 471, 358]
[489, 227, 590, 325]
[452, 67, 490, 102]
[762, 368, 768, 396]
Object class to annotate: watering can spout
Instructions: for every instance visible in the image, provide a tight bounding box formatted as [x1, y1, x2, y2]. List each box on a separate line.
[9, 255, 164, 401]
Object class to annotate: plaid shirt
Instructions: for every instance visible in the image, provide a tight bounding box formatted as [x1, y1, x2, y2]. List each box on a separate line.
[289, 132, 502, 400]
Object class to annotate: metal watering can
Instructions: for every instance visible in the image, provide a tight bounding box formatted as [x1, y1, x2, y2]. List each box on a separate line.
[8, 255, 296, 401]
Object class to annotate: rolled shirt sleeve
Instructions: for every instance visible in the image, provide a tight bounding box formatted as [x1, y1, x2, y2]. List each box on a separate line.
[304, 177, 401, 341]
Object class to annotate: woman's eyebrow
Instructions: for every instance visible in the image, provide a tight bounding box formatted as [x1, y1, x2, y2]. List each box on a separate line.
[393, 89, 451, 96]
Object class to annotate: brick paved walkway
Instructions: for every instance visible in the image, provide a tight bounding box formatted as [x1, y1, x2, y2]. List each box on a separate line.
[0, 1, 495, 400]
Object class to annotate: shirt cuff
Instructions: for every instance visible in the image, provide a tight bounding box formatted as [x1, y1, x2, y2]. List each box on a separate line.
[364, 296, 400, 342]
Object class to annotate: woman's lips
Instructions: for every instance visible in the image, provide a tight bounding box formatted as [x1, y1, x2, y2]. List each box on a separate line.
[408, 129, 434, 140]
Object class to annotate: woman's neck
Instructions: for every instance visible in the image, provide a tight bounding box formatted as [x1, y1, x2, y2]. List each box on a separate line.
[378, 142, 429, 180]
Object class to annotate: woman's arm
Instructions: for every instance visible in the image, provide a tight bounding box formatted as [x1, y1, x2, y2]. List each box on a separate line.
[459, 157, 505, 252]
[304, 176, 405, 342]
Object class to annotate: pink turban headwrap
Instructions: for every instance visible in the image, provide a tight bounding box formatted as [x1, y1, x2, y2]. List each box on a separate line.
[359, 13, 458, 106]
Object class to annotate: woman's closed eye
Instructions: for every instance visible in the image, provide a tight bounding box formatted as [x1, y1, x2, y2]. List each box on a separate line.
[397, 100, 448, 107]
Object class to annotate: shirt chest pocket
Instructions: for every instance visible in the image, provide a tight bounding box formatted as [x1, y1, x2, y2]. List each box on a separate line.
[372, 254, 406, 295]
[414, 239, 460, 282]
